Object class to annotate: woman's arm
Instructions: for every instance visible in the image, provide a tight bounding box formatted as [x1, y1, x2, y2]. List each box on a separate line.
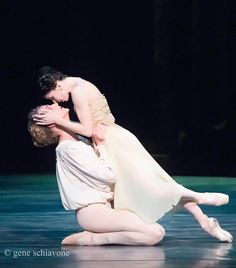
[34, 86, 94, 137]
[55, 92, 93, 137]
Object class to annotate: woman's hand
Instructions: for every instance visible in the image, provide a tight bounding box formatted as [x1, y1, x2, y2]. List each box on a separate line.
[32, 108, 61, 125]
[92, 124, 108, 145]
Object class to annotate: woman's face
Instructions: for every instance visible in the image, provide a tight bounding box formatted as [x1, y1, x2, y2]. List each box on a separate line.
[44, 80, 69, 103]
[37, 103, 69, 118]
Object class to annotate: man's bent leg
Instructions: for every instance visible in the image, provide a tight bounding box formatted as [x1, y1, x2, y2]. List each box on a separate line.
[62, 204, 165, 246]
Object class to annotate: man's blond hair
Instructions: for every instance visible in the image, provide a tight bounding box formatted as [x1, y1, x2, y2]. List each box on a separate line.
[27, 107, 59, 147]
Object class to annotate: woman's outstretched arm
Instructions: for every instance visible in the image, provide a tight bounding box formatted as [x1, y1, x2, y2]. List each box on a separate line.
[56, 92, 93, 136]
[33, 88, 94, 137]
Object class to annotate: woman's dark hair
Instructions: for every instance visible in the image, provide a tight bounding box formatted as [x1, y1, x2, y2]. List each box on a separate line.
[38, 66, 67, 94]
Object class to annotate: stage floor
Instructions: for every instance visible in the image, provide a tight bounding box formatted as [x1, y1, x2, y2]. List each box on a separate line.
[0, 175, 236, 268]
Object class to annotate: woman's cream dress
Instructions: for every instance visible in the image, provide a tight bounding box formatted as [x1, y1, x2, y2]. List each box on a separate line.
[89, 94, 182, 223]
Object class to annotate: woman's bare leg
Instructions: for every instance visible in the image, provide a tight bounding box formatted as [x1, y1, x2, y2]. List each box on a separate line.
[61, 204, 165, 246]
[179, 185, 229, 206]
[181, 201, 208, 227]
[181, 200, 233, 242]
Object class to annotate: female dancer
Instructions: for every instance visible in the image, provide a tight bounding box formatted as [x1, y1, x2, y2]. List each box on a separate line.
[33, 66, 232, 242]
[31, 103, 232, 244]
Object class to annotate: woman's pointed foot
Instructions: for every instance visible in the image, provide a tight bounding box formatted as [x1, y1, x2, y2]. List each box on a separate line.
[202, 216, 233, 243]
[197, 193, 229, 206]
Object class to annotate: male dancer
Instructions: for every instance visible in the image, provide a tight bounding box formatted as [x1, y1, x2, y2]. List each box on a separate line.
[28, 103, 233, 245]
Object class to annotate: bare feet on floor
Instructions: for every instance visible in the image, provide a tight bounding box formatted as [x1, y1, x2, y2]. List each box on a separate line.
[197, 193, 229, 206]
[61, 231, 93, 246]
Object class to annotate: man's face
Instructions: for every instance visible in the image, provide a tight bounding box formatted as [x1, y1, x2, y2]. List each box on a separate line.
[44, 81, 69, 103]
[37, 103, 69, 119]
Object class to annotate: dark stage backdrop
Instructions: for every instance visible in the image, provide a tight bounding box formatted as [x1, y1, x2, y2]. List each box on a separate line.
[0, 1, 236, 176]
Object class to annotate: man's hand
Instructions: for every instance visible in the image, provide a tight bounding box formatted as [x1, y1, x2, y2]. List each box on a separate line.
[92, 124, 108, 145]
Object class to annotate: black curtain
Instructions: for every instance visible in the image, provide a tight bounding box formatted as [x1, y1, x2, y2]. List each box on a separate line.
[153, 0, 236, 175]
[1, 1, 236, 176]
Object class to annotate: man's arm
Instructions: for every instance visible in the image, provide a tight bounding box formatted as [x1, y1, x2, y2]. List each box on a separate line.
[61, 142, 117, 190]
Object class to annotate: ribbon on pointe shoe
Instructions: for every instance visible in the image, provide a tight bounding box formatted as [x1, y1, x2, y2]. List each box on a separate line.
[203, 217, 233, 243]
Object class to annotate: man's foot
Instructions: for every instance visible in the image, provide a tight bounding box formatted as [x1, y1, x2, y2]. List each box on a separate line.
[61, 231, 92, 246]
[197, 193, 229, 206]
[202, 216, 233, 243]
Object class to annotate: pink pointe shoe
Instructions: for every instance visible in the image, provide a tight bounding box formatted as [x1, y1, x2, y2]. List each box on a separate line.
[198, 193, 229, 206]
[202, 217, 233, 243]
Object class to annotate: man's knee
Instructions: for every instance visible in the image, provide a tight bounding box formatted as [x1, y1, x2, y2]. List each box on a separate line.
[145, 225, 165, 246]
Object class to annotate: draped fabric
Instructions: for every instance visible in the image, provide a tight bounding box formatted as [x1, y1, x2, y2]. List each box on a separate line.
[89, 95, 182, 223]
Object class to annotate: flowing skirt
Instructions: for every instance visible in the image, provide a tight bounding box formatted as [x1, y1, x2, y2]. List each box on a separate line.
[104, 124, 182, 223]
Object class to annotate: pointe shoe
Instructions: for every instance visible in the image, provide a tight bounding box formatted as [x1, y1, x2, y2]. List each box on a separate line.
[198, 193, 229, 206]
[202, 217, 233, 243]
